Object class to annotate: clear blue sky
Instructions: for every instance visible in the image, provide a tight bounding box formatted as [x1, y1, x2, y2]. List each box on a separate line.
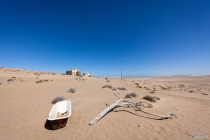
[0, 0, 210, 76]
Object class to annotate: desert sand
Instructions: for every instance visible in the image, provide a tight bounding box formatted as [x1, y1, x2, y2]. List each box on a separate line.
[0, 67, 209, 140]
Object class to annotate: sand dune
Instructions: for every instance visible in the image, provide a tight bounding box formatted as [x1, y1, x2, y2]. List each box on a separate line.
[0, 67, 209, 140]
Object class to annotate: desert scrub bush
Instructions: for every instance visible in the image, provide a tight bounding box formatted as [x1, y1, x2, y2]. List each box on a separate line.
[189, 90, 194, 93]
[102, 85, 113, 89]
[119, 87, 127, 91]
[125, 92, 138, 98]
[36, 80, 43, 83]
[136, 85, 142, 88]
[135, 101, 153, 109]
[44, 79, 49, 82]
[51, 96, 67, 104]
[142, 95, 160, 102]
[105, 78, 111, 82]
[149, 91, 155, 94]
[144, 87, 150, 90]
[113, 87, 127, 91]
[135, 83, 139, 85]
[112, 87, 117, 91]
[34, 72, 41, 76]
[68, 88, 76, 93]
[0, 83, 2, 85]
[7, 78, 14, 82]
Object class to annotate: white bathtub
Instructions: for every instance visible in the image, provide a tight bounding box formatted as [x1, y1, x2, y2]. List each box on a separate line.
[47, 100, 72, 129]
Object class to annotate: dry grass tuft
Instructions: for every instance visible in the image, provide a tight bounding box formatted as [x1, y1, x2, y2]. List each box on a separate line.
[36, 80, 43, 83]
[189, 90, 194, 93]
[105, 78, 111, 82]
[117, 87, 127, 91]
[135, 83, 139, 85]
[142, 95, 160, 102]
[51, 96, 67, 104]
[144, 87, 150, 90]
[7, 78, 14, 82]
[125, 92, 138, 98]
[102, 85, 113, 89]
[136, 85, 142, 88]
[113, 87, 127, 91]
[68, 88, 76, 93]
[135, 101, 153, 109]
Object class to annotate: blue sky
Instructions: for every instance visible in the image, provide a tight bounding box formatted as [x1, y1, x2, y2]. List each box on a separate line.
[0, 0, 210, 76]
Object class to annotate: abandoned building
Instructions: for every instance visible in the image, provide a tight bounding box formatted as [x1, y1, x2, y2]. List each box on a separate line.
[66, 68, 80, 76]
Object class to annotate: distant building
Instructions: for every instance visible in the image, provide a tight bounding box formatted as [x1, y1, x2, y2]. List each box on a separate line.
[83, 72, 91, 77]
[66, 68, 80, 76]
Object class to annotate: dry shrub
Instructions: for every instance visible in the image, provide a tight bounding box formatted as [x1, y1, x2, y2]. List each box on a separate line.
[51, 96, 67, 104]
[113, 87, 127, 91]
[189, 90, 194, 93]
[0, 83, 2, 85]
[144, 87, 150, 90]
[136, 85, 142, 88]
[7, 78, 14, 82]
[149, 91, 155, 94]
[44, 79, 49, 82]
[125, 92, 138, 98]
[102, 85, 113, 89]
[112, 87, 117, 91]
[142, 95, 160, 102]
[34, 72, 41, 76]
[105, 78, 111, 82]
[117, 87, 127, 91]
[135, 83, 139, 85]
[159, 85, 167, 90]
[68, 88, 76, 93]
[135, 101, 153, 109]
[36, 80, 43, 83]
[178, 84, 185, 88]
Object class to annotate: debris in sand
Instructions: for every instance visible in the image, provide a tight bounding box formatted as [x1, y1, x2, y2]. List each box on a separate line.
[89, 93, 175, 125]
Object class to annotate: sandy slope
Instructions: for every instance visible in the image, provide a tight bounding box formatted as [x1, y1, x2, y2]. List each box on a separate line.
[0, 67, 209, 140]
